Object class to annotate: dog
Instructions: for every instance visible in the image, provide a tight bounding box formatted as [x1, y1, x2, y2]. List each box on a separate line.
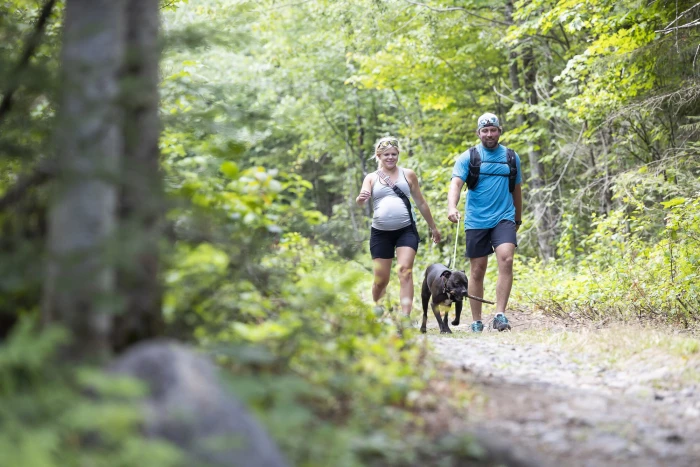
[420, 263, 469, 334]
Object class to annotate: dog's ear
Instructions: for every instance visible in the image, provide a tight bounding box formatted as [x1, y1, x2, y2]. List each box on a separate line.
[460, 270, 466, 274]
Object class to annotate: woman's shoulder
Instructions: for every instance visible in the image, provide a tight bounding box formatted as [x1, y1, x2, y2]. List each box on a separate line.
[401, 167, 417, 179]
[364, 171, 378, 182]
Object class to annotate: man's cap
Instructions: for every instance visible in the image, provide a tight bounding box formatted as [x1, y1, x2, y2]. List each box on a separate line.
[477, 113, 501, 130]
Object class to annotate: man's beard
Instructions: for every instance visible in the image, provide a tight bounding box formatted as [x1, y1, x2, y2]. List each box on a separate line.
[482, 138, 499, 148]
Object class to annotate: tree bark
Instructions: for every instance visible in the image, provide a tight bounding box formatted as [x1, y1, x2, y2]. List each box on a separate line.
[0, 0, 57, 128]
[504, 0, 555, 260]
[522, 45, 555, 260]
[43, 0, 127, 361]
[354, 88, 371, 217]
[112, 0, 164, 352]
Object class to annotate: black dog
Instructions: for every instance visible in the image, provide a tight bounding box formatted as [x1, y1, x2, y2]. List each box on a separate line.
[420, 263, 469, 334]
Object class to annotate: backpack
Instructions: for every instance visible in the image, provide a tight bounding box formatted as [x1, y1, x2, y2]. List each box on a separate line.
[465, 146, 518, 192]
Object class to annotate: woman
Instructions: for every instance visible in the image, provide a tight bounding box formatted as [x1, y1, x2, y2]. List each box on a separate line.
[356, 136, 441, 318]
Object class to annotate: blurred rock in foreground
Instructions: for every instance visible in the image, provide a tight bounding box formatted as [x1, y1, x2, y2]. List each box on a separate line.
[109, 340, 288, 467]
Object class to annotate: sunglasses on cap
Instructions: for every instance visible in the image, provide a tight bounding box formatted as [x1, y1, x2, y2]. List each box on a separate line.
[377, 139, 399, 149]
[478, 115, 500, 129]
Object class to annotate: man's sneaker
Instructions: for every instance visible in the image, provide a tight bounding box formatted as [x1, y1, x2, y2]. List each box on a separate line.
[471, 320, 484, 333]
[492, 313, 511, 332]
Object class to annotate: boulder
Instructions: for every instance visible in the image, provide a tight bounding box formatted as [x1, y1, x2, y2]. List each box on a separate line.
[109, 340, 288, 467]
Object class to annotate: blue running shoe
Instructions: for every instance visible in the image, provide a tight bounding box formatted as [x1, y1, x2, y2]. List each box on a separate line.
[492, 313, 511, 331]
[471, 320, 484, 333]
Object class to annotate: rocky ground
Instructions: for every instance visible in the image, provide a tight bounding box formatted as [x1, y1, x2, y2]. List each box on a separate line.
[421, 309, 700, 467]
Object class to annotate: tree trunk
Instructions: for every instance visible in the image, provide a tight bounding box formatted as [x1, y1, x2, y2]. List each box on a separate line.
[505, 0, 555, 260]
[354, 88, 370, 217]
[43, 0, 127, 361]
[522, 45, 555, 260]
[112, 0, 164, 352]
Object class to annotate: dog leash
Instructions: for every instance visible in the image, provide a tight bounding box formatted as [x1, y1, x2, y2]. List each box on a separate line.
[449, 214, 460, 269]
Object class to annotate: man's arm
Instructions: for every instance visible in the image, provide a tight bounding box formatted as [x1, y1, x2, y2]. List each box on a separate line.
[447, 177, 464, 223]
[512, 183, 522, 231]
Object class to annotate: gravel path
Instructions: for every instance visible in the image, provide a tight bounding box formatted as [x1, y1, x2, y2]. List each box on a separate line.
[424, 317, 700, 467]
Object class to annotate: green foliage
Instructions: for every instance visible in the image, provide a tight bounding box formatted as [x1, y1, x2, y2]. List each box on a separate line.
[4, 0, 700, 464]
[188, 231, 496, 466]
[516, 166, 700, 326]
[0, 320, 182, 467]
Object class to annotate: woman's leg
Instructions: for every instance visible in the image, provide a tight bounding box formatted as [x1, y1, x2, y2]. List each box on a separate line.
[396, 246, 417, 317]
[372, 258, 393, 304]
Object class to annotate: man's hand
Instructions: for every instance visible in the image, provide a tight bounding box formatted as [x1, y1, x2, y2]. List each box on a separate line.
[447, 207, 461, 223]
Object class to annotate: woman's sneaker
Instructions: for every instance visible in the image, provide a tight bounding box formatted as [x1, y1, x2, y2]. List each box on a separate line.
[492, 313, 511, 331]
[471, 320, 484, 333]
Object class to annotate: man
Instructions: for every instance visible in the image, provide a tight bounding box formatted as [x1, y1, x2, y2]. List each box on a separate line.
[447, 113, 523, 332]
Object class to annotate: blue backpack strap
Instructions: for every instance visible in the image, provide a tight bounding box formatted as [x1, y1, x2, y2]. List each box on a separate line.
[466, 146, 481, 190]
[506, 148, 517, 193]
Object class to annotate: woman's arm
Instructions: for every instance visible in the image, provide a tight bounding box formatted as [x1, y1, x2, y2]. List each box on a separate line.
[356, 173, 375, 206]
[405, 169, 441, 243]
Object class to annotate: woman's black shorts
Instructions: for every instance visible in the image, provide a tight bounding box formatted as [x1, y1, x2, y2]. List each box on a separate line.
[370, 224, 419, 259]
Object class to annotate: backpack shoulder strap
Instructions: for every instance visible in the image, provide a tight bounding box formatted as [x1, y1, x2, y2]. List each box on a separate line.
[466, 146, 481, 190]
[505, 148, 517, 193]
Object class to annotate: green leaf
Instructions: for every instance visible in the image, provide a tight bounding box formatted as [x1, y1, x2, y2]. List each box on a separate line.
[661, 197, 686, 209]
[220, 161, 240, 179]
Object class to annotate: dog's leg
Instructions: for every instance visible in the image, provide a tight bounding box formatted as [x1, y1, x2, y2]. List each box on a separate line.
[420, 276, 430, 333]
[431, 302, 450, 333]
[452, 299, 463, 326]
[442, 309, 452, 334]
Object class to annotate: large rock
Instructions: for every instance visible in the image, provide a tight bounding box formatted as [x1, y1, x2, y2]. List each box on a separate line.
[109, 340, 288, 467]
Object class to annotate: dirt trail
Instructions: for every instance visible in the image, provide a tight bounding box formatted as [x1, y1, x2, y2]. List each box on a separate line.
[422, 311, 700, 467]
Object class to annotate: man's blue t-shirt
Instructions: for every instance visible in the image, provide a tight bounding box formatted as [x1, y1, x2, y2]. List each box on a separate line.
[452, 144, 522, 230]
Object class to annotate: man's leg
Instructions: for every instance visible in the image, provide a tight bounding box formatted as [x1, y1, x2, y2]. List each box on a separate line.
[494, 242, 516, 314]
[468, 256, 488, 322]
[396, 246, 417, 317]
[372, 258, 392, 304]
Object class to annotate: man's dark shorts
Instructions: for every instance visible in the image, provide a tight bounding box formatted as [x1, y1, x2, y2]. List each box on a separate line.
[465, 220, 517, 258]
[370, 224, 419, 259]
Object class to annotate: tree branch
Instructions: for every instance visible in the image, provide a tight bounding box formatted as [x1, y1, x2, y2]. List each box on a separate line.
[0, 0, 57, 127]
[403, 0, 512, 26]
[657, 17, 700, 35]
[0, 163, 54, 212]
[661, 1, 700, 31]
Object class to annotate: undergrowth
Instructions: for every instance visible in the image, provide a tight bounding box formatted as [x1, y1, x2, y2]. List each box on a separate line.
[515, 177, 700, 329]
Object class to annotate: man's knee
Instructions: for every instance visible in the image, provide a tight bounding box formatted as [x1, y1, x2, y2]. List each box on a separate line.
[497, 253, 514, 270]
[470, 261, 487, 280]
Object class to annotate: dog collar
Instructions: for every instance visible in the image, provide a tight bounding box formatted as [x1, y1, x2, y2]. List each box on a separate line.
[441, 274, 456, 301]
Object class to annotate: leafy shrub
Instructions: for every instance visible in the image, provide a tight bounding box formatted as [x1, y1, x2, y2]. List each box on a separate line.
[0, 320, 182, 467]
[516, 167, 700, 327]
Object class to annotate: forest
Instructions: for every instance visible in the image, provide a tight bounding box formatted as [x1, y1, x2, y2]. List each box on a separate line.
[2, 0, 700, 465]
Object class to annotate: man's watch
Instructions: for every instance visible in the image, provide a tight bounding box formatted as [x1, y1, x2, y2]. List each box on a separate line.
[515, 220, 522, 225]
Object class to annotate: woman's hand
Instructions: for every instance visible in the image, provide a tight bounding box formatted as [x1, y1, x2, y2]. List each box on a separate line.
[356, 190, 371, 205]
[431, 227, 441, 244]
